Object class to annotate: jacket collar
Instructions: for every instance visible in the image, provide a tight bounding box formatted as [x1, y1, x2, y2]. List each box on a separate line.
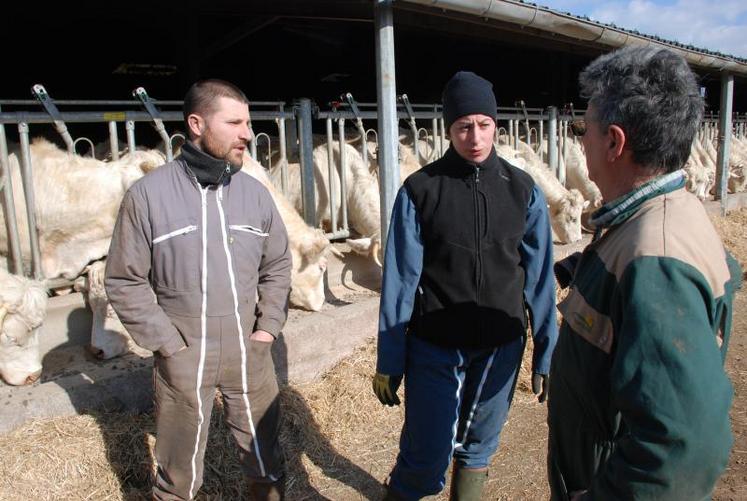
[178, 141, 241, 187]
[589, 169, 686, 230]
[444, 145, 500, 173]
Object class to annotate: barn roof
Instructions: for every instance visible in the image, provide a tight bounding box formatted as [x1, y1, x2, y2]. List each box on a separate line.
[399, 0, 747, 77]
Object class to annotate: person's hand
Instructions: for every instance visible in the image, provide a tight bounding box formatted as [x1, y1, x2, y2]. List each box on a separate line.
[372, 372, 403, 406]
[250, 330, 275, 343]
[532, 372, 548, 403]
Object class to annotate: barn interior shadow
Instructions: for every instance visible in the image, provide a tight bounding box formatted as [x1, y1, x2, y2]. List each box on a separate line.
[43, 308, 382, 499]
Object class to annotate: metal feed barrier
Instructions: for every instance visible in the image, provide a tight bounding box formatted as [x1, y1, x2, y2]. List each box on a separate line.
[0, 85, 292, 283]
[2, 84, 740, 285]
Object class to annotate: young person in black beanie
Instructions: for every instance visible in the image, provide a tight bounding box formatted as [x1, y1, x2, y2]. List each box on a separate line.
[373, 71, 558, 500]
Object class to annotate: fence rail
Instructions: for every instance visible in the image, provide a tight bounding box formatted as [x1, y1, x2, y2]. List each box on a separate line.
[0, 86, 743, 284]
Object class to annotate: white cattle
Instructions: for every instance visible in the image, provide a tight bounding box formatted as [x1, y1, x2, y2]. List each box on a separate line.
[495, 143, 587, 244]
[684, 134, 747, 198]
[0, 268, 48, 385]
[0, 138, 164, 280]
[242, 153, 339, 312]
[0, 139, 163, 361]
[684, 140, 713, 201]
[270, 142, 383, 265]
[561, 142, 603, 211]
[397, 143, 424, 184]
[727, 136, 747, 193]
[84, 259, 131, 360]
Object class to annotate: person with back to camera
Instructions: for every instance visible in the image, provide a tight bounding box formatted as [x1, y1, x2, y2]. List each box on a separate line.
[547, 46, 743, 500]
[373, 70, 558, 500]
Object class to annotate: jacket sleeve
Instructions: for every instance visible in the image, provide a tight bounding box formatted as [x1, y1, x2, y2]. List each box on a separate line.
[104, 188, 186, 357]
[587, 256, 733, 500]
[254, 192, 292, 337]
[519, 185, 558, 375]
[376, 186, 423, 376]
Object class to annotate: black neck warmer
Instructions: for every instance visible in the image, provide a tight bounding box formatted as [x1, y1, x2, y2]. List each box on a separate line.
[179, 141, 241, 186]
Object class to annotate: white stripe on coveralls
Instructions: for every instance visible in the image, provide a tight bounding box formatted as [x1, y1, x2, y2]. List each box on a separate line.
[217, 185, 269, 479]
[188, 187, 210, 499]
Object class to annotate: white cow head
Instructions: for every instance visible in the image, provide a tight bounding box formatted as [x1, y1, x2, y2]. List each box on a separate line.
[684, 164, 712, 201]
[0, 272, 48, 385]
[289, 229, 337, 311]
[83, 260, 132, 360]
[550, 189, 588, 244]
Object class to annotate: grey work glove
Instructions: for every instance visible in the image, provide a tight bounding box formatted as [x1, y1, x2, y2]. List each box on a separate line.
[532, 372, 548, 403]
[373, 372, 403, 406]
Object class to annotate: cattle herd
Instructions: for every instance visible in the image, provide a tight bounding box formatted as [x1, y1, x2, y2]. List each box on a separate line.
[0, 124, 745, 386]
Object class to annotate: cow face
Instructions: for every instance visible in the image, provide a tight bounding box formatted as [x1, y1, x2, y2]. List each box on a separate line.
[550, 189, 587, 244]
[0, 328, 42, 386]
[289, 256, 327, 312]
[0, 274, 48, 386]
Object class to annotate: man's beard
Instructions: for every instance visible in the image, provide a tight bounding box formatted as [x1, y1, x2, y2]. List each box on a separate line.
[201, 133, 244, 168]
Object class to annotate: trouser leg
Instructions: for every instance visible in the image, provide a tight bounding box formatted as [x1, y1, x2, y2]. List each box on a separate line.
[219, 315, 283, 483]
[388, 335, 466, 500]
[152, 315, 219, 501]
[452, 336, 525, 469]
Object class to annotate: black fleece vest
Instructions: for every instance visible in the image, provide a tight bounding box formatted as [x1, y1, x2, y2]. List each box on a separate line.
[404, 147, 534, 349]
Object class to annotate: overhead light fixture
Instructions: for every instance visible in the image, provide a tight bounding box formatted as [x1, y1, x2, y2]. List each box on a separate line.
[113, 63, 177, 76]
[320, 73, 351, 83]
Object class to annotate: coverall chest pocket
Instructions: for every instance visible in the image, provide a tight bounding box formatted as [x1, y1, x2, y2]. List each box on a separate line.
[229, 224, 267, 290]
[152, 219, 200, 291]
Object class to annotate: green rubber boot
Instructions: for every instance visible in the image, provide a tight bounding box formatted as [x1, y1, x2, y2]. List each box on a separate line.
[449, 466, 488, 501]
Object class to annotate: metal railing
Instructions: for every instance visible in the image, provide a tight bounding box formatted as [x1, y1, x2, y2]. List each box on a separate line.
[2, 85, 741, 284]
[0, 86, 293, 282]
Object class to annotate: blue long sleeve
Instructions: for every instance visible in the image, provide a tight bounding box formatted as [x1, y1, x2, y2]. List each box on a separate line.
[520, 186, 558, 375]
[376, 187, 423, 376]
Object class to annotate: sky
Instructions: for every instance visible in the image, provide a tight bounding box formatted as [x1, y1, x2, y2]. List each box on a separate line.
[535, 0, 747, 59]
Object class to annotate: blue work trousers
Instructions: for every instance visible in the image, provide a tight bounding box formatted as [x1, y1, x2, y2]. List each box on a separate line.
[389, 334, 525, 500]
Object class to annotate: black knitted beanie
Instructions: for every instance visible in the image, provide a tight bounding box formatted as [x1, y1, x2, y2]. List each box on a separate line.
[442, 71, 497, 130]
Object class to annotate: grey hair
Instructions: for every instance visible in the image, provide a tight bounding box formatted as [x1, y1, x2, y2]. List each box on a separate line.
[579, 46, 704, 173]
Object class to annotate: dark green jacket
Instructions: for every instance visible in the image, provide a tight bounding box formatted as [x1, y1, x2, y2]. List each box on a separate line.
[547, 171, 741, 500]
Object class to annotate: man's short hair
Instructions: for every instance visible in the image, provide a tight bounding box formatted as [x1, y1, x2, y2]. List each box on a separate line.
[579, 46, 704, 174]
[183, 79, 249, 127]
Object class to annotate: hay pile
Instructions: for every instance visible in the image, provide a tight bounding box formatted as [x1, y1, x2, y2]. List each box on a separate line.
[710, 207, 747, 269]
[0, 337, 543, 500]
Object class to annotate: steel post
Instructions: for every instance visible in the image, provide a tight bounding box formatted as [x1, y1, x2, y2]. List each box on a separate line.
[715, 72, 734, 215]
[296, 98, 316, 226]
[17, 123, 42, 279]
[375, 0, 399, 251]
[338, 118, 349, 232]
[125, 120, 136, 155]
[548, 107, 558, 177]
[108, 121, 119, 161]
[0, 113, 23, 274]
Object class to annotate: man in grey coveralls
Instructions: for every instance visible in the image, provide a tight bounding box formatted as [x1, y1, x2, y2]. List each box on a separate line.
[105, 79, 292, 500]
